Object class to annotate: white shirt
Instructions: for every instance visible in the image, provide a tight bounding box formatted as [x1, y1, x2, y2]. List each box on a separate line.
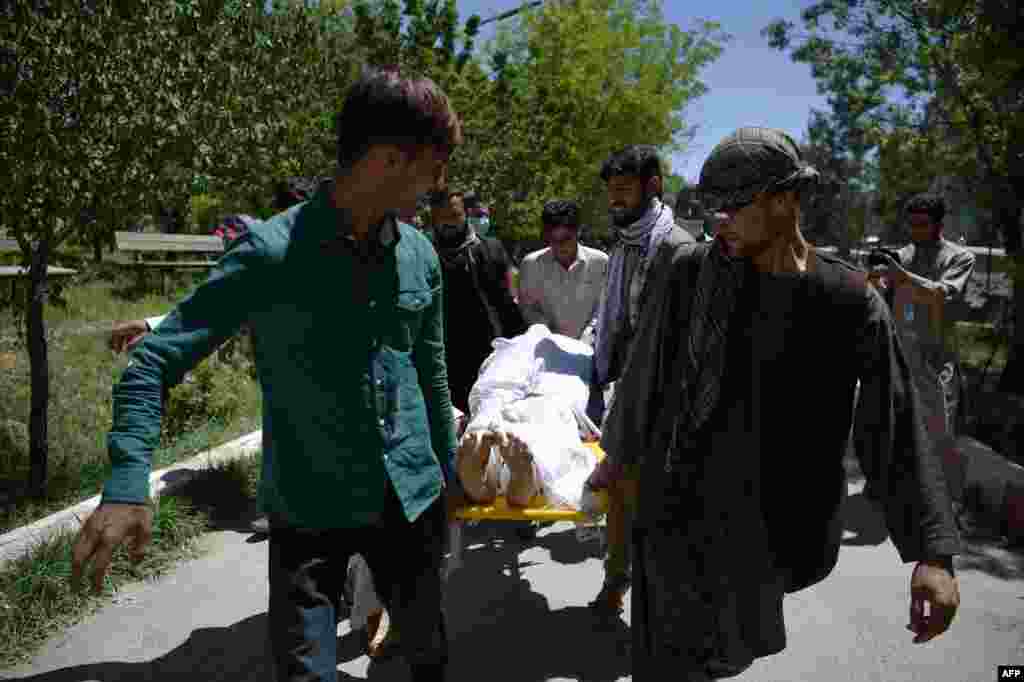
[517, 245, 609, 340]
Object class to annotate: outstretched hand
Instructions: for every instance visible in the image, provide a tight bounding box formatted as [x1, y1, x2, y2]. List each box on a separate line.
[874, 252, 911, 287]
[71, 503, 153, 594]
[110, 320, 150, 354]
[907, 560, 959, 643]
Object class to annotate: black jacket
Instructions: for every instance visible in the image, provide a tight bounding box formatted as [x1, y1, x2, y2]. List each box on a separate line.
[440, 236, 526, 409]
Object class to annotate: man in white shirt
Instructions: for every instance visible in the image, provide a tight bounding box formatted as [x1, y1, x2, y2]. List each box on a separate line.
[517, 200, 609, 342]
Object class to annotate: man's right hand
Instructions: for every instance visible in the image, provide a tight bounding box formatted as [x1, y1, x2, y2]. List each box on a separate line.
[866, 269, 888, 290]
[71, 503, 153, 594]
[110, 320, 150, 354]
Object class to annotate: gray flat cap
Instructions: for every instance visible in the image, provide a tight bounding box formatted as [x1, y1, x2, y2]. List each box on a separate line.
[698, 127, 819, 210]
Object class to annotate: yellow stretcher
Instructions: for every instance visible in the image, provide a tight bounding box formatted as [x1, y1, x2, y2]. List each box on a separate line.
[452, 441, 610, 522]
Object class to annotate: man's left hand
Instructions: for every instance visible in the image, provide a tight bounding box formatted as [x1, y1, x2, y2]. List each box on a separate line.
[907, 559, 959, 643]
[110, 319, 150, 354]
[875, 253, 911, 287]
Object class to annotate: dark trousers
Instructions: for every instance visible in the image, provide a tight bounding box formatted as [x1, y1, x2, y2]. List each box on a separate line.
[267, 485, 448, 682]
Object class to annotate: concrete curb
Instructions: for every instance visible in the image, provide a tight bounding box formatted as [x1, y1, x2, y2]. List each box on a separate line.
[0, 430, 262, 570]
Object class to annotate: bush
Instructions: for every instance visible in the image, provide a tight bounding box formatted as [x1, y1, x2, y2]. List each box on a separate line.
[163, 350, 253, 442]
[188, 194, 225, 235]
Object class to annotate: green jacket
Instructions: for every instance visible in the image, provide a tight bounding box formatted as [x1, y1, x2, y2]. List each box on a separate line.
[103, 184, 458, 529]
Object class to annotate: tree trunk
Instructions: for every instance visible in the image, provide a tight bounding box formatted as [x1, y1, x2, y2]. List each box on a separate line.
[92, 234, 104, 263]
[26, 236, 51, 499]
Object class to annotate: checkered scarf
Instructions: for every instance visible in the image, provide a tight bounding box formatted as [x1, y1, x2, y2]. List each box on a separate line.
[593, 198, 676, 386]
[665, 237, 747, 472]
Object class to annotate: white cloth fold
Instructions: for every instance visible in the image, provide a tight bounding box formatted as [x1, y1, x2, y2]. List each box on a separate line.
[463, 325, 600, 509]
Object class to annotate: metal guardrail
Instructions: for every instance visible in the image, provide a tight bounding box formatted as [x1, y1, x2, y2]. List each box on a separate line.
[815, 245, 1008, 259]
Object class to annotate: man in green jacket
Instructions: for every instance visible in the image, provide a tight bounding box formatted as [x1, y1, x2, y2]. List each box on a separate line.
[72, 69, 463, 682]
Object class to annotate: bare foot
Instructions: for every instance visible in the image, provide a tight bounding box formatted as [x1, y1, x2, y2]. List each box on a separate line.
[456, 431, 498, 504]
[501, 432, 539, 507]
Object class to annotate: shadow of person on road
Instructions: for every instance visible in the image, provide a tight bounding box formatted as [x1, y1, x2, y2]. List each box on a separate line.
[528, 526, 606, 566]
[841, 477, 1024, 581]
[841, 491, 890, 547]
[2, 613, 335, 682]
[432, 521, 631, 682]
[332, 520, 630, 681]
[9, 521, 627, 682]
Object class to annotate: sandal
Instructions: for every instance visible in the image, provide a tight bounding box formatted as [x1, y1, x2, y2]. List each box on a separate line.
[367, 609, 401, 660]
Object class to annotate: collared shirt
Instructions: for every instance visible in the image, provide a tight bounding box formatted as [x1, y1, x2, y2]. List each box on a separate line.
[517, 245, 609, 340]
[103, 183, 457, 529]
[896, 238, 976, 368]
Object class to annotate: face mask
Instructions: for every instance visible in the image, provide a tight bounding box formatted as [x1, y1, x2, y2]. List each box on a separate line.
[436, 222, 466, 243]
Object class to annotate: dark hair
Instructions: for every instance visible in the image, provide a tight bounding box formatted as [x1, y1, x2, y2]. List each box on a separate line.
[336, 69, 463, 171]
[905, 193, 946, 224]
[429, 188, 464, 208]
[600, 145, 665, 196]
[541, 199, 580, 228]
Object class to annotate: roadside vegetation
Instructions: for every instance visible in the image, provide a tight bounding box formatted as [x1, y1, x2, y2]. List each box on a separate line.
[0, 452, 261, 669]
[0, 266, 261, 535]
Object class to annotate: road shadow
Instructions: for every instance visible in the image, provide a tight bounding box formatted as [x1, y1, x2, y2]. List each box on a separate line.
[3, 613, 290, 682]
[530, 526, 606, 566]
[437, 522, 631, 682]
[842, 456, 1024, 581]
[7, 523, 628, 682]
[954, 509, 1024, 581]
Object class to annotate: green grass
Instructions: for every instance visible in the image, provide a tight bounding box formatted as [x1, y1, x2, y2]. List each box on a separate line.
[0, 452, 261, 670]
[0, 267, 261, 534]
[955, 321, 1010, 373]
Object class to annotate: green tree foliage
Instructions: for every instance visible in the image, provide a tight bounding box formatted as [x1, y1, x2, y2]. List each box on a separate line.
[764, 0, 1024, 393]
[797, 111, 874, 253]
[0, 0, 727, 497]
[192, 0, 360, 214]
[1, 0, 217, 496]
[449, 0, 727, 242]
[0, 0, 359, 496]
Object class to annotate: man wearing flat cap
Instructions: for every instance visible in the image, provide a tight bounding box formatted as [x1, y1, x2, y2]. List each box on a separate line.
[601, 127, 961, 680]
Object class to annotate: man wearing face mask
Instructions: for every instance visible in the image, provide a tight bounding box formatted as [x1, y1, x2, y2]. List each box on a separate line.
[602, 127, 960, 679]
[585, 145, 694, 616]
[431, 188, 526, 412]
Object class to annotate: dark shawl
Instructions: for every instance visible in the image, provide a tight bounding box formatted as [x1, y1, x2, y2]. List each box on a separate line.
[600, 243, 962, 592]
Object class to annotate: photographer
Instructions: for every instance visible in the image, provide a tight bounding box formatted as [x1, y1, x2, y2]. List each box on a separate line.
[866, 193, 975, 442]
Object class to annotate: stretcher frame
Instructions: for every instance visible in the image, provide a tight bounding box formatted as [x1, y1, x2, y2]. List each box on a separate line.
[444, 442, 609, 580]
[452, 441, 610, 522]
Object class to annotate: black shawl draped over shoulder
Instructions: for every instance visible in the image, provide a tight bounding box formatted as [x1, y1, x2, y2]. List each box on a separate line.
[600, 242, 962, 593]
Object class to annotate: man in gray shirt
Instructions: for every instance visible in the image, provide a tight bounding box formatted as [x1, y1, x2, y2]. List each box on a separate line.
[518, 199, 609, 341]
[867, 193, 976, 443]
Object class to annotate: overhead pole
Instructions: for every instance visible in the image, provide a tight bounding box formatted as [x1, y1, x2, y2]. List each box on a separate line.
[478, 0, 543, 27]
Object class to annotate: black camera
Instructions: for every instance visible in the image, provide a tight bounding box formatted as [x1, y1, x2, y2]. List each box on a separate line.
[866, 247, 903, 268]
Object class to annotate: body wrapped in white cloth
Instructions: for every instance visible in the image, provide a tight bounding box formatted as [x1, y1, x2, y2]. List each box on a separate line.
[456, 324, 601, 510]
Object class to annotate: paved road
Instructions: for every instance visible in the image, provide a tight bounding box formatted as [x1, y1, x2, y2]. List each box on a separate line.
[2, 480, 1022, 682]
